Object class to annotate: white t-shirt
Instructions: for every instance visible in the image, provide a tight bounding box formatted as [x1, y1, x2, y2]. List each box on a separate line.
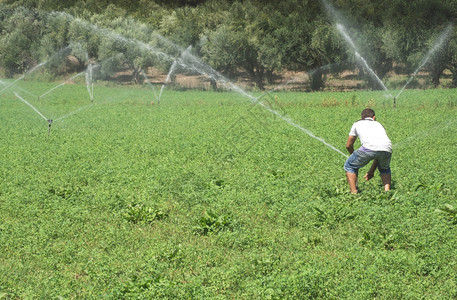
[349, 117, 392, 153]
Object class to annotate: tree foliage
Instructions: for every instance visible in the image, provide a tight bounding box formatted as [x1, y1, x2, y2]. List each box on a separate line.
[0, 0, 456, 90]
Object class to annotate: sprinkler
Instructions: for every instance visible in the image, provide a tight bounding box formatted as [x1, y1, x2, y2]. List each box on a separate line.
[393, 97, 396, 109]
[47, 119, 53, 136]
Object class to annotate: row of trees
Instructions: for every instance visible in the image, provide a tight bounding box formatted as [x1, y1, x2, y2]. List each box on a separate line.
[1, 0, 457, 90]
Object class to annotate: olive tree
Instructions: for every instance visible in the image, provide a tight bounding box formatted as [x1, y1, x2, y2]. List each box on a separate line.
[200, 1, 270, 89]
[0, 8, 42, 76]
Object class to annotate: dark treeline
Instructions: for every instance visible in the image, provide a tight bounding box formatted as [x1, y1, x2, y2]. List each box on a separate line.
[1, 0, 457, 90]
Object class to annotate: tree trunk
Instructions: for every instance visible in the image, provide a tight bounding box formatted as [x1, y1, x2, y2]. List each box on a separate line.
[309, 68, 324, 91]
[133, 69, 140, 84]
[449, 65, 457, 88]
[132, 66, 142, 84]
[209, 78, 217, 90]
[255, 73, 265, 90]
[430, 67, 444, 88]
[245, 64, 265, 90]
[265, 69, 275, 85]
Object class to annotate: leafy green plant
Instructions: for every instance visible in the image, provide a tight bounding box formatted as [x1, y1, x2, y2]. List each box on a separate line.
[359, 230, 397, 250]
[313, 205, 355, 228]
[193, 211, 232, 236]
[122, 203, 168, 225]
[435, 204, 457, 224]
[113, 274, 175, 298]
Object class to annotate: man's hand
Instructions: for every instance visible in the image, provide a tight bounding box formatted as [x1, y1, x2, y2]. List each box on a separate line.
[364, 172, 374, 181]
[364, 160, 378, 181]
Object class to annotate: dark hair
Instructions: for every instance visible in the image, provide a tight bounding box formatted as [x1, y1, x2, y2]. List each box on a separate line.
[361, 108, 375, 119]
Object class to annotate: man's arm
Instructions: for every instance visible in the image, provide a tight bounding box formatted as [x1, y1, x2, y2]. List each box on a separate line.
[364, 160, 378, 181]
[346, 135, 357, 154]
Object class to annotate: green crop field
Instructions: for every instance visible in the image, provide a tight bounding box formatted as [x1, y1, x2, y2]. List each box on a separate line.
[1, 81, 457, 298]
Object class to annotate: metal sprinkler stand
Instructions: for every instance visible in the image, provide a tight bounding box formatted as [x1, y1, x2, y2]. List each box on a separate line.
[47, 119, 53, 136]
[393, 97, 396, 109]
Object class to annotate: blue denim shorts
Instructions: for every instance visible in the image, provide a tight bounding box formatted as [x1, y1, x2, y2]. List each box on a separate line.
[344, 149, 392, 175]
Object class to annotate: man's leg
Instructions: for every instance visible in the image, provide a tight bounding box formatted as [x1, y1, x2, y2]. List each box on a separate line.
[344, 150, 372, 194]
[376, 152, 392, 192]
[346, 172, 358, 194]
[380, 173, 391, 191]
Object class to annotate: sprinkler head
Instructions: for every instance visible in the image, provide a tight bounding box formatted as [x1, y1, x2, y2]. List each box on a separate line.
[47, 119, 53, 136]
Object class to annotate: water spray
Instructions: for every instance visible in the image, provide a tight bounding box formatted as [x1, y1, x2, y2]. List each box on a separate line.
[258, 100, 349, 158]
[321, 0, 397, 105]
[0, 44, 82, 94]
[14, 91, 94, 135]
[336, 24, 394, 98]
[11, 83, 38, 99]
[14, 92, 52, 135]
[39, 70, 87, 99]
[53, 104, 94, 123]
[140, 69, 160, 104]
[0, 62, 47, 93]
[86, 62, 94, 103]
[170, 46, 349, 158]
[323, 0, 454, 108]
[395, 23, 454, 102]
[14, 92, 49, 122]
[9, 54, 122, 135]
[158, 46, 192, 103]
[10, 10, 347, 157]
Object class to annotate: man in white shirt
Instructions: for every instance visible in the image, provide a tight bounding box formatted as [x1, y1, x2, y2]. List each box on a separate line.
[344, 108, 392, 194]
